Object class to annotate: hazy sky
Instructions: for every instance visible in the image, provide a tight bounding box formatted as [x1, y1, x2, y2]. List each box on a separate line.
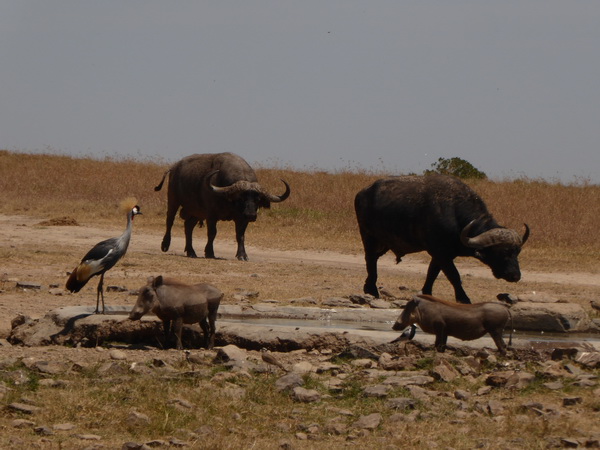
[2, 2, 600, 183]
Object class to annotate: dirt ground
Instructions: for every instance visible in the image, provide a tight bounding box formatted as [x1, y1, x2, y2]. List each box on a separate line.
[1, 212, 599, 342]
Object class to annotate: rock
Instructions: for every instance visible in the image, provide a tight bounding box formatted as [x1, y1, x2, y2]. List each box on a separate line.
[562, 397, 583, 407]
[336, 345, 380, 361]
[352, 413, 382, 430]
[543, 381, 564, 390]
[505, 372, 536, 389]
[366, 298, 390, 309]
[34, 360, 72, 375]
[48, 288, 65, 296]
[278, 438, 294, 449]
[477, 386, 493, 396]
[383, 375, 434, 387]
[324, 420, 348, 436]
[53, 423, 76, 431]
[551, 347, 579, 361]
[295, 432, 308, 440]
[110, 349, 128, 360]
[348, 294, 371, 305]
[454, 390, 471, 401]
[75, 434, 102, 440]
[379, 356, 417, 371]
[221, 384, 246, 400]
[350, 358, 374, 369]
[107, 285, 128, 292]
[487, 400, 505, 416]
[122, 442, 150, 450]
[16, 281, 42, 290]
[98, 361, 128, 376]
[292, 361, 315, 374]
[431, 359, 460, 382]
[560, 438, 581, 448]
[322, 297, 353, 307]
[324, 377, 344, 392]
[8, 402, 41, 414]
[363, 385, 391, 398]
[292, 387, 321, 403]
[127, 411, 151, 427]
[576, 352, 600, 369]
[386, 397, 417, 411]
[214, 345, 247, 363]
[511, 302, 593, 332]
[486, 371, 514, 387]
[34, 425, 54, 436]
[316, 362, 341, 374]
[169, 398, 194, 410]
[12, 419, 35, 428]
[291, 297, 319, 305]
[275, 373, 304, 392]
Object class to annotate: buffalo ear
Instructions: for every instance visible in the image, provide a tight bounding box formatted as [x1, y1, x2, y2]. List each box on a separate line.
[152, 275, 164, 289]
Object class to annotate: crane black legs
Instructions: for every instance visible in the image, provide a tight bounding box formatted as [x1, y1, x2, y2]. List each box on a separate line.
[95, 273, 106, 314]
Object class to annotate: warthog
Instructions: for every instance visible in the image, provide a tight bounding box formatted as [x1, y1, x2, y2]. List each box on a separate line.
[129, 275, 223, 349]
[392, 294, 512, 355]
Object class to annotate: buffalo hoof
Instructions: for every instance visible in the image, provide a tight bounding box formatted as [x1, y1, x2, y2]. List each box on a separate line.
[186, 250, 198, 258]
[363, 284, 380, 298]
[161, 240, 170, 252]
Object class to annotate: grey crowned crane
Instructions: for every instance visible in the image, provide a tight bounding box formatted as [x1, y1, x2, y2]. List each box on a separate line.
[66, 203, 142, 313]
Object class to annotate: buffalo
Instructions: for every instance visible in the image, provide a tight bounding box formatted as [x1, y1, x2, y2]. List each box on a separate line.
[155, 152, 290, 260]
[355, 174, 529, 303]
[393, 294, 513, 355]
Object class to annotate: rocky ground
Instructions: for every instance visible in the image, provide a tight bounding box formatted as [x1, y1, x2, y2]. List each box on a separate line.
[1, 213, 599, 448]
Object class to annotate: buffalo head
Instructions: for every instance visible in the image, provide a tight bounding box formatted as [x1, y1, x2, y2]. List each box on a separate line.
[461, 220, 530, 282]
[207, 170, 290, 222]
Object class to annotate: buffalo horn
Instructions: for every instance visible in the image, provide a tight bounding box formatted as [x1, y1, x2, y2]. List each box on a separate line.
[461, 220, 529, 249]
[208, 170, 291, 202]
[262, 179, 291, 203]
[208, 171, 251, 195]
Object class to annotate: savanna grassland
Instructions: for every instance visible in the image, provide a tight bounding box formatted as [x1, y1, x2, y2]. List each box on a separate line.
[0, 150, 599, 449]
[1, 150, 599, 269]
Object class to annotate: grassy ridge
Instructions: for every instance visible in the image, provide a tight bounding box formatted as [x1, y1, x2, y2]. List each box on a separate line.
[1, 150, 598, 270]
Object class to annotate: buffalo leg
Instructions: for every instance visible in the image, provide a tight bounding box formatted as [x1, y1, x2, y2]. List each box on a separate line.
[437, 258, 471, 304]
[184, 217, 199, 258]
[361, 236, 387, 297]
[234, 220, 249, 261]
[204, 219, 217, 259]
[422, 260, 441, 296]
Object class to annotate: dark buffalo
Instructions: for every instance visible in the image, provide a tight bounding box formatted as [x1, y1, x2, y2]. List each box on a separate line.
[355, 174, 529, 303]
[155, 152, 290, 260]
